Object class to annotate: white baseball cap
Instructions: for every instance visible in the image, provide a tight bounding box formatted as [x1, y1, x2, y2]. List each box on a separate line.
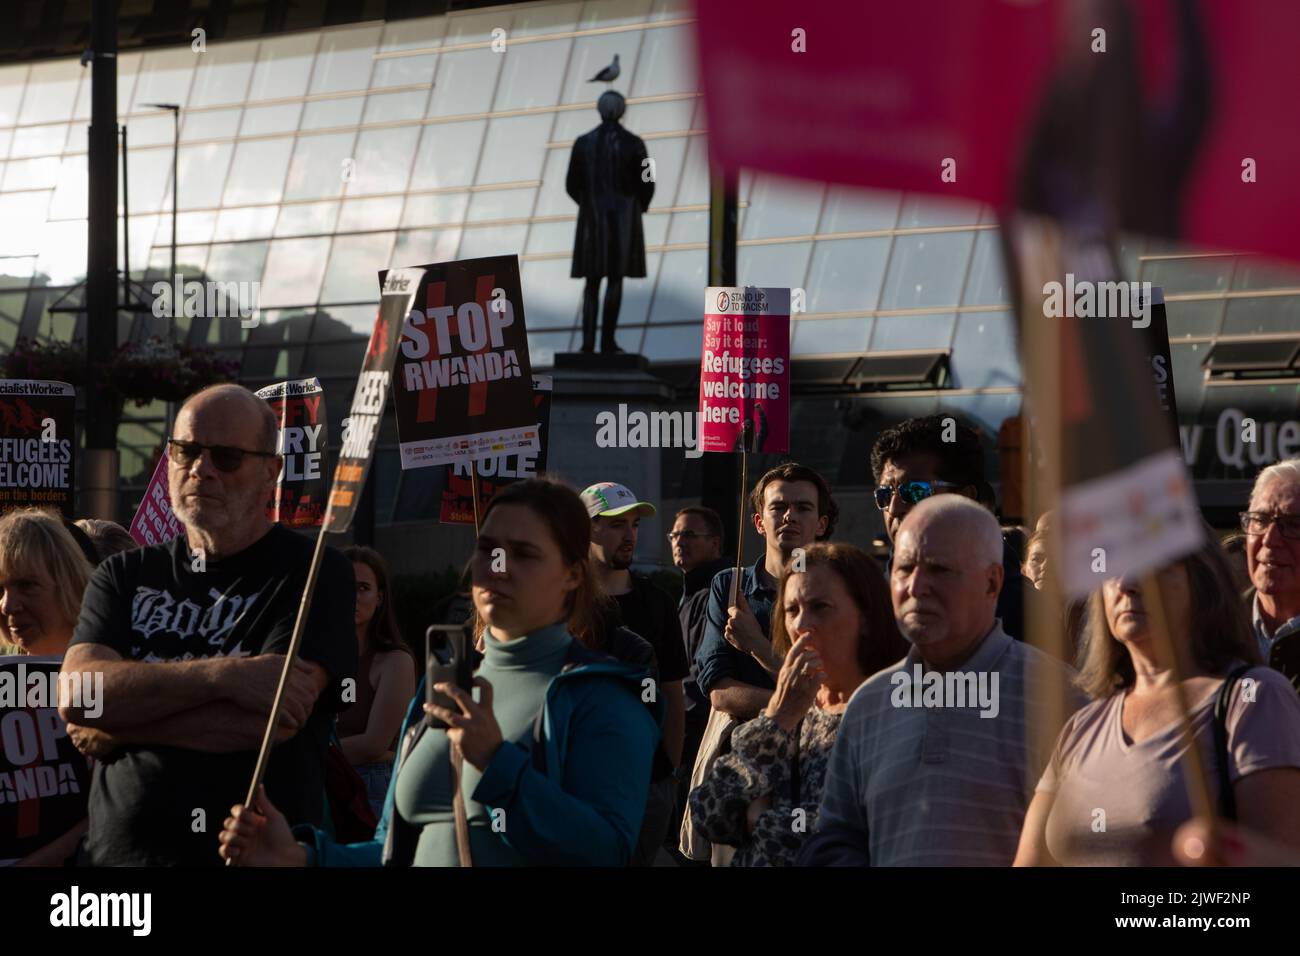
[580, 481, 657, 519]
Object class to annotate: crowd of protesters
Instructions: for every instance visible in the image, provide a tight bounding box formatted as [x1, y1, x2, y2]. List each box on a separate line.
[3, 389, 1300, 867]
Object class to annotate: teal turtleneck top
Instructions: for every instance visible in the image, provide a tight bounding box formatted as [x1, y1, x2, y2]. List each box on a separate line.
[396, 622, 572, 867]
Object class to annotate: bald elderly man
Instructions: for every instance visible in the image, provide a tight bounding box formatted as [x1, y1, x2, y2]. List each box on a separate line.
[798, 496, 1081, 866]
[1242, 459, 1300, 693]
[60, 384, 357, 866]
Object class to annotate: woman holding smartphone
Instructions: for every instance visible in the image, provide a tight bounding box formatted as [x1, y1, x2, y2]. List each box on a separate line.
[219, 478, 661, 867]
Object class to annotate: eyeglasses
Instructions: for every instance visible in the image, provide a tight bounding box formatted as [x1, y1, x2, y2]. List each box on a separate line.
[167, 438, 277, 474]
[874, 480, 964, 510]
[1239, 511, 1300, 539]
[667, 531, 718, 543]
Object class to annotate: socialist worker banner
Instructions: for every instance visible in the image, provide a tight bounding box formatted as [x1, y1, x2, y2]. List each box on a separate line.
[0, 657, 92, 865]
[127, 449, 184, 547]
[699, 287, 790, 454]
[439, 375, 552, 525]
[255, 378, 329, 528]
[0, 380, 76, 517]
[383, 255, 539, 469]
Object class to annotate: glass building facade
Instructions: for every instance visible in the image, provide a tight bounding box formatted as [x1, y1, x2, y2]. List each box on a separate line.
[2, 0, 1300, 538]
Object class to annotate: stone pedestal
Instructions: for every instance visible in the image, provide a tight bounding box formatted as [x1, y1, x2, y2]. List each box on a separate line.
[547, 352, 675, 566]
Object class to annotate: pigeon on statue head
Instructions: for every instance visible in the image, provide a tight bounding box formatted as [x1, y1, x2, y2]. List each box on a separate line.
[589, 53, 620, 83]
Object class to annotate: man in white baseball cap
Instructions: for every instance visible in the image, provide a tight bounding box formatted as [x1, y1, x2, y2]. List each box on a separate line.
[580, 481, 687, 865]
[580, 481, 656, 521]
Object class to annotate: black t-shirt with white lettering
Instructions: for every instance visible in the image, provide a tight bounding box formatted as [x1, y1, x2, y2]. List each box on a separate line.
[69, 524, 356, 866]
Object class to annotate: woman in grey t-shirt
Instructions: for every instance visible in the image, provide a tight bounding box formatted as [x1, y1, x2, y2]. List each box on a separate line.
[1015, 533, 1300, 866]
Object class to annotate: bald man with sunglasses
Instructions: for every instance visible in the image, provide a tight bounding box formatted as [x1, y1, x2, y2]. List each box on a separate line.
[59, 384, 357, 866]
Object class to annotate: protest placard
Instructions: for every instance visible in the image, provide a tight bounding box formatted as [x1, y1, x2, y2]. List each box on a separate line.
[0, 380, 76, 518]
[699, 287, 790, 454]
[1140, 287, 1180, 444]
[1005, 220, 1202, 603]
[325, 267, 424, 532]
[255, 378, 329, 528]
[439, 375, 551, 525]
[695, 0, 1300, 269]
[0, 657, 92, 865]
[385, 255, 539, 470]
[126, 449, 184, 547]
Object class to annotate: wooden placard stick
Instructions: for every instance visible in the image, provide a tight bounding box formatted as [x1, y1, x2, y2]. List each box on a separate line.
[729, 423, 752, 609]
[469, 457, 482, 533]
[1138, 571, 1218, 826]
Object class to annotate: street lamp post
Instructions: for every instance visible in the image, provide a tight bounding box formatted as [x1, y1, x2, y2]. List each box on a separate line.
[142, 103, 179, 444]
[143, 102, 179, 342]
[83, 0, 119, 520]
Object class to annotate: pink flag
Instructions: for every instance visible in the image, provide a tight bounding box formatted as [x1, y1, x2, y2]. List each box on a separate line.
[695, 0, 1300, 266]
[128, 450, 184, 547]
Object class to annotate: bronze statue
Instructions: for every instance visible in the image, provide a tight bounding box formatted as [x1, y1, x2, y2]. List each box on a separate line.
[565, 90, 654, 354]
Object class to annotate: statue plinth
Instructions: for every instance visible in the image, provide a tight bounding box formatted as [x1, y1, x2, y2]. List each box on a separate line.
[544, 353, 673, 562]
[553, 351, 649, 373]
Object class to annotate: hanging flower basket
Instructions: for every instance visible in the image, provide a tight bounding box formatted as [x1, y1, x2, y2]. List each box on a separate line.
[2, 337, 87, 386]
[2, 336, 241, 407]
[100, 338, 242, 406]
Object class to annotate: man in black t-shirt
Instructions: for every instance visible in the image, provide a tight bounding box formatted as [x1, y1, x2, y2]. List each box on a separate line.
[59, 384, 356, 866]
[581, 482, 688, 866]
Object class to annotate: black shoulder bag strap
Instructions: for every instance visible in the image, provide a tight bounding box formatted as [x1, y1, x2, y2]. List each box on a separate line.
[1213, 665, 1253, 821]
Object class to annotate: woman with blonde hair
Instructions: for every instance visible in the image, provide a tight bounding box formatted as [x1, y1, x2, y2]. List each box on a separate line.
[0, 507, 95, 865]
[1015, 531, 1300, 866]
[0, 508, 93, 658]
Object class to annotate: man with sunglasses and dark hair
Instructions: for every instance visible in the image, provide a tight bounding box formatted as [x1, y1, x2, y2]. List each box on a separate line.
[870, 414, 1033, 641]
[60, 384, 357, 865]
[1241, 459, 1300, 694]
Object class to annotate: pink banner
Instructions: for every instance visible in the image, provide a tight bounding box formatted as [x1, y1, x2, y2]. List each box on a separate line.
[694, 0, 1300, 267]
[699, 287, 790, 454]
[128, 450, 184, 547]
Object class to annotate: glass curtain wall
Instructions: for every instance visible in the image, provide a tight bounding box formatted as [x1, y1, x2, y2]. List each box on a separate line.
[1, 0, 1298, 520]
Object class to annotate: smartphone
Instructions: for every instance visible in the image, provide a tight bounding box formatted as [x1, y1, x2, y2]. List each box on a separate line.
[425, 623, 474, 729]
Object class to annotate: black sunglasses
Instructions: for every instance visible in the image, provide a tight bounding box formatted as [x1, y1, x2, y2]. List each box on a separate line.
[874, 479, 964, 510]
[167, 438, 277, 473]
